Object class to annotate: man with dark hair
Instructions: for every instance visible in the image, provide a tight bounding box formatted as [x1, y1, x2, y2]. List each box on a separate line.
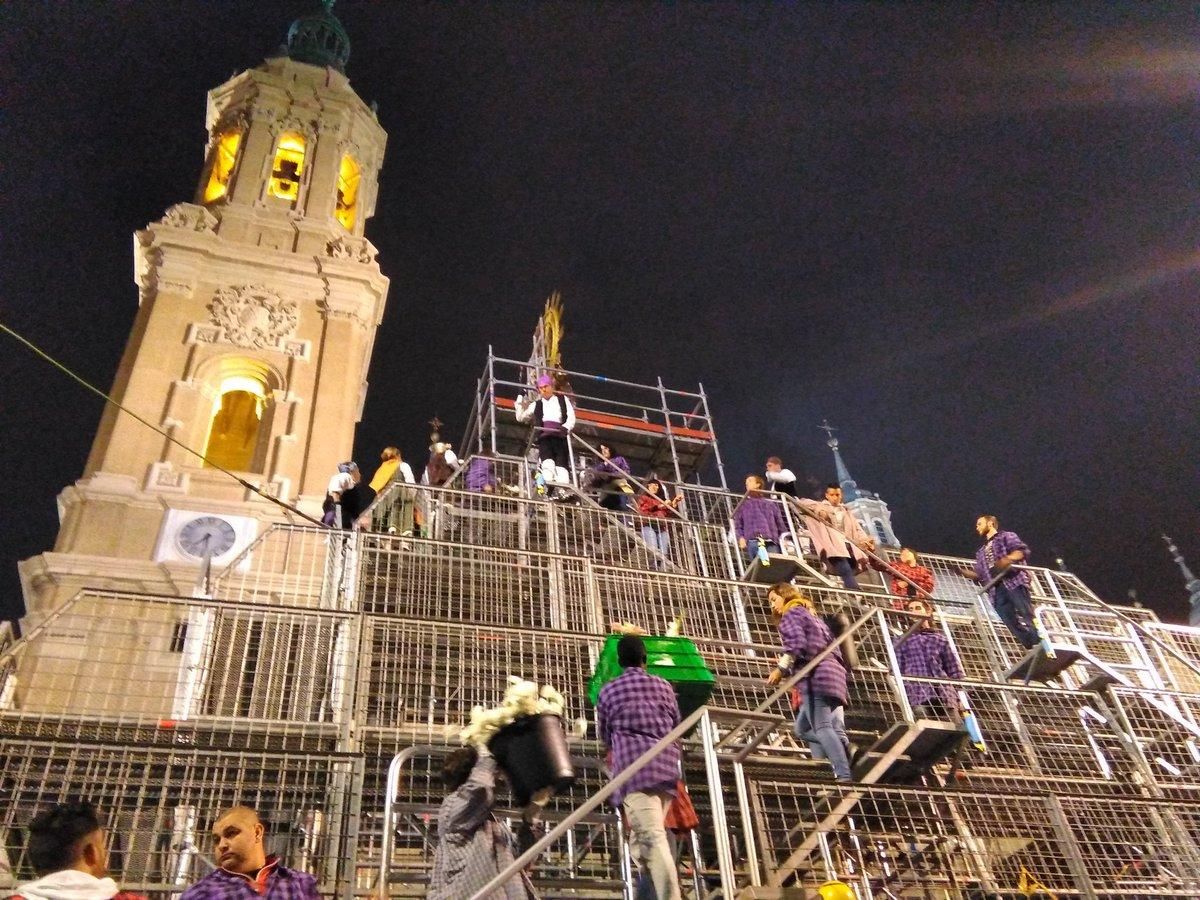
[180, 806, 317, 900]
[895, 597, 966, 721]
[733, 475, 789, 562]
[596, 635, 683, 900]
[12, 802, 144, 900]
[795, 484, 875, 590]
[958, 515, 1039, 649]
[428, 746, 534, 899]
[764, 457, 798, 496]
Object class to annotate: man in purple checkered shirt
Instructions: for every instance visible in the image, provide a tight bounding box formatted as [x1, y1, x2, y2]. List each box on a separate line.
[596, 635, 682, 900]
[958, 515, 1039, 649]
[180, 806, 318, 900]
[733, 475, 789, 561]
[896, 597, 965, 721]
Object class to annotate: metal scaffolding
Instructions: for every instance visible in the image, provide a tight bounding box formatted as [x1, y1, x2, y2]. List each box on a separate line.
[4, 375, 1200, 897]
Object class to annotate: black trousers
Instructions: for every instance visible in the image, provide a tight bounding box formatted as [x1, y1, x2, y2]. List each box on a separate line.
[537, 433, 570, 469]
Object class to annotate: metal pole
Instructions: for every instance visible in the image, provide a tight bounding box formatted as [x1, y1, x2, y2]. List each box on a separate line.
[487, 346, 499, 456]
[657, 376, 686, 488]
[698, 710, 737, 897]
[378, 746, 436, 894]
[732, 759, 761, 886]
[697, 381, 729, 492]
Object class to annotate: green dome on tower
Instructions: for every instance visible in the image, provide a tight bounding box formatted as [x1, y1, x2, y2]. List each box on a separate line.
[286, 0, 350, 72]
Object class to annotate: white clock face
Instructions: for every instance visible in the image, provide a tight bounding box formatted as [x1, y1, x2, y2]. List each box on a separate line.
[177, 515, 238, 559]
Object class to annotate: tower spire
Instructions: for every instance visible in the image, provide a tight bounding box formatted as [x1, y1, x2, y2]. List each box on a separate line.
[1162, 535, 1200, 625]
[286, 0, 350, 72]
[819, 419, 860, 500]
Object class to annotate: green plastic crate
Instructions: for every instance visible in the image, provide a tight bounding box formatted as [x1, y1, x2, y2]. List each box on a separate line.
[588, 634, 716, 717]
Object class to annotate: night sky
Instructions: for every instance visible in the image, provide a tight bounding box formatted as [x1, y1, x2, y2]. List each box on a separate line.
[2, 2, 1197, 622]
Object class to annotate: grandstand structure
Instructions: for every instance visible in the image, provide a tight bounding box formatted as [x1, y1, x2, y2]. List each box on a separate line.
[3, 349, 1200, 900]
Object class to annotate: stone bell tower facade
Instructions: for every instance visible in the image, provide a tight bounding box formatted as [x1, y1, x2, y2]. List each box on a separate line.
[19, 5, 389, 620]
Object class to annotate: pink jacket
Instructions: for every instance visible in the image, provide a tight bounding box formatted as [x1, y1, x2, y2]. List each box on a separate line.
[794, 498, 872, 565]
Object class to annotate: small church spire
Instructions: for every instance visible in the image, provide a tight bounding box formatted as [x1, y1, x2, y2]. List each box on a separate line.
[1162, 535, 1200, 626]
[818, 419, 900, 548]
[819, 419, 860, 500]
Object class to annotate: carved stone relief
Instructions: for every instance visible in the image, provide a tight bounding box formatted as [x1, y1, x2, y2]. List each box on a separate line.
[207, 285, 300, 349]
[160, 203, 217, 234]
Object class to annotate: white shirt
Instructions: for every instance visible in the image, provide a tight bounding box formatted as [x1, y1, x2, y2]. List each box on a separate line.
[765, 468, 796, 486]
[515, 393, 576, 431]
[327, 471, 354, 495]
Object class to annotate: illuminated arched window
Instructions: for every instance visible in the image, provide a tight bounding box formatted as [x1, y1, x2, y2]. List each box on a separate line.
[335, 155, 361, 230]
[204, 374, 267, 471]
[269, 132, 307, 202]
[202, 130, 243, 203]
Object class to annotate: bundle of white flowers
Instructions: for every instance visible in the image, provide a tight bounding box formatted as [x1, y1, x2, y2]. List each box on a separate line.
[458, 675, 585, 747]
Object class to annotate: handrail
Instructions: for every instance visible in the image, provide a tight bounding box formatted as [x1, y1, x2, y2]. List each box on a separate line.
[720, 603, 883, 760]
[469, 704, 715, 899]
[378, 744, 437, 893]
[785, 496, 937, 602]
[568, 431, 688, 521]
[1045, 574, 1200, 683]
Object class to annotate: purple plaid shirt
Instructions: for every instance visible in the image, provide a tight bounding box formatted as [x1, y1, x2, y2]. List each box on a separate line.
[596, 667, 681, 805]
[777, 606, 848, 705]
[179, 858, 318, 900]
[972, 530, 1031, 595]
[465, 456, 496, 492]
[733, 495, 788, 543]
[895, 628, 964, 709]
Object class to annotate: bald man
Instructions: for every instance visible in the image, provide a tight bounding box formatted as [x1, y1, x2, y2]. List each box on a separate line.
[180, 806, 318, 900]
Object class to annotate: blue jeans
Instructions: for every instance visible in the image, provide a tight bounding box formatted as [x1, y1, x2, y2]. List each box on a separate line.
[744, 538, 780, 562]
[993, 582, 1039, 649]
[827, 556, 861, 591]
[794, 694, 853, 781]
[641, 525, 670, 565]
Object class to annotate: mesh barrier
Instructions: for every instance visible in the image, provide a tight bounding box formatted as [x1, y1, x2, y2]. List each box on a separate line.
[5, 499, 1200, 898]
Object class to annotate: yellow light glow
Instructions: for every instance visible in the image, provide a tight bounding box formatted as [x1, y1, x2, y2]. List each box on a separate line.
[204, 375, 266, 471]
[335, 155, 361, 230]
[202, 131, 242, 204]
[269, 133, 307, 202]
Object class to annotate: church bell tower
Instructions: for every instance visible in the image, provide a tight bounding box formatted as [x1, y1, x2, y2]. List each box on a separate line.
[20, 2, 389, 619]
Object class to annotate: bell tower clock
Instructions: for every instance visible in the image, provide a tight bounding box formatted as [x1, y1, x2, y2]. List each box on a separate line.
[19, 3, 391, 622]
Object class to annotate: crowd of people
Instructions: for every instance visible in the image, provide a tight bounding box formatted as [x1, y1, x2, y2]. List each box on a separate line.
[294, 374, 1052, 894]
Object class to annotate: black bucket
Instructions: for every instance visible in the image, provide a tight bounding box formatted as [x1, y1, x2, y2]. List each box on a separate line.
[488, 713, 576, 804]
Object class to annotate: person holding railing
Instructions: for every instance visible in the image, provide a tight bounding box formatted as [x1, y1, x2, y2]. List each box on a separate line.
[590, 442, 633, 512]
[360, 446, 416, 533]
[896, 596, 965, 722]
[794, 484, 875, 590]
[765, 583, 854, 782]
[886, 548, 935, 610]
[427, 746, 537, 900]
[636, 479, 683, 566]
[958, 515, 1040, 650]
[733, 475, 788, 562]
[596, 635, 684, 900]
[514, 375, 575, 500]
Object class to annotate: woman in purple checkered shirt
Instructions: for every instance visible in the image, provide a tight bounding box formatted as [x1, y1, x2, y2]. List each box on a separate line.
[765, 583, 854, 782]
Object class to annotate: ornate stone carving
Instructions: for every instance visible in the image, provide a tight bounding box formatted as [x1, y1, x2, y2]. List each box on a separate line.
[326, 235, 376, 264]
[160, 203, 217, 233]
[207, 285, 299, 350]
